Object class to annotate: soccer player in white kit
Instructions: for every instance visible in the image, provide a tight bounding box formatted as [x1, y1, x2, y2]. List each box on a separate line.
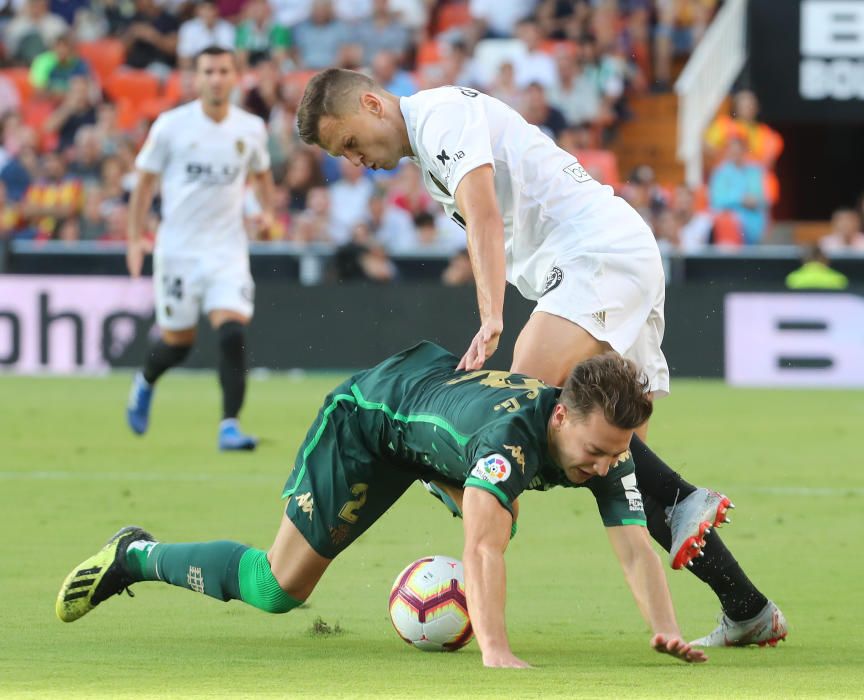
[296, 69, 786, 664]
[125, 47, 275, 451]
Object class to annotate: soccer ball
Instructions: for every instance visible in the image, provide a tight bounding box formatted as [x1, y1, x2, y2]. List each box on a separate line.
[388, 555, 473, 652]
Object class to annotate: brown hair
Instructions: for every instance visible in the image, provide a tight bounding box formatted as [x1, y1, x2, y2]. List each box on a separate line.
[559, 353, 653, 429]
[297, 68, 379, 147]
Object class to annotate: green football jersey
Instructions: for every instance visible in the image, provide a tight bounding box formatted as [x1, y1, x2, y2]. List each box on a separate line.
[347, 341, 645, 527]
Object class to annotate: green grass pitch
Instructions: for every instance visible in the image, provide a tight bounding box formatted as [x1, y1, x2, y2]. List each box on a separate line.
[1, 372, 862, 698]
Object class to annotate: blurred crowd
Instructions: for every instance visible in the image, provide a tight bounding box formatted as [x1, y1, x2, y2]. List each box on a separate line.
[0, 0, 860, 284]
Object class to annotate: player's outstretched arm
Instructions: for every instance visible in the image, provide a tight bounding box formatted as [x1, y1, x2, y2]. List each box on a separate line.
[606, 525, 708, 664]
[461, 487, 530, 669]
[126, 171, 159, 277]
[454, 165, 506, 371]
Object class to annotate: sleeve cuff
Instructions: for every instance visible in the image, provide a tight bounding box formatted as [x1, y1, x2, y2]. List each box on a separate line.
[464, 477, 513, 514]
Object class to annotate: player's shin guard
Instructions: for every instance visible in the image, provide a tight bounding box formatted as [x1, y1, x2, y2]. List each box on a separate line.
[643, 494, 769, 622]
[629, 434, 697, 506]
[142, 340, 192, 385]
[218, 321, 247, 420]
[125, 541, 301, 614]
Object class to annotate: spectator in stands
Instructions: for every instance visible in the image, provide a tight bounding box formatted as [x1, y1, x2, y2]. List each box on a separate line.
[0, 144, 39, 202]
[293, 0, 350, 69]
[30, 32, 90, 100]
[328, 158, 373, 245]
[234, 0, 293, 70]
[92, 102, 124, 157]
[786, 246, 848, 290]
[67, 125, 104, 186]
[44, 75, 98, 151]
[0, 73, 21, 118]
[487, 60, 522, 109]
[819, 208, 864, 253]
[333, 221, 396, 282]
[708, 137, 767, 245]
[20, 150, 83, 239]
[119, 0, 180, 75]
[76, 186, 109, 241]
[705, 89, 783, 170]
[388, 162, 434, 217]
[652, 208, 680, 255]
[520, 82, 567, 140]
[547, 43, 602, 128]
[557, 122, 619, 187]
[243, 58, 286, 122]
[99, 155, 131, 211]
[370, 50, 416, 98]
[671, 184, 713, 252]
[332, 0, 373, 23]
[469, 0, 536, 39]
[177, 0, 236, 69]
[367, 184, 415, 253]
[356, 0, 411, 66]
[580, 35, 627, 124]
[653, 0, 715, 91]
[512, 17, 558, 90]
[283, 147, 324, 211]
[537, 0, 591, 40]
[439, 39, 482, 89]
[4, 0, 68, 65]
[441, 248, 474, 285]
[266, 0, 314, 28]
[293, 184, 333, 243]
[620, 164, 668, 224]
[0, 180, 24, 239]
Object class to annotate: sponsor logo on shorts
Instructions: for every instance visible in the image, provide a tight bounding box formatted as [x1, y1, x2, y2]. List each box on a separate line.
[542, 266, 563, 296]
[471, 454, 511, 484]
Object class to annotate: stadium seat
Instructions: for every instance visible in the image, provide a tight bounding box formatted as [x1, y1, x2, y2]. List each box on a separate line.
[77, 39, 125, 85]
[1, 67, 33, 103]
[21, 99, 54, 128]
[417, 40, 441, 67]
[161, 71, 184, 103]
[434, 3, 472, 35]
[104, 70, 161, 104]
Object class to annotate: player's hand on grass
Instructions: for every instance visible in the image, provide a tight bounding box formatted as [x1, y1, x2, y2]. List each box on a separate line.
[482, 649, 532, 669]
[457, 319, 503, 371]
[650, 633, 708, 663]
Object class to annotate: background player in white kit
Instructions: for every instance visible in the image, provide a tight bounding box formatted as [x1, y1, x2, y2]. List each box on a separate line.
[297, 70, 787, 663]
[126, 47, 275, 451]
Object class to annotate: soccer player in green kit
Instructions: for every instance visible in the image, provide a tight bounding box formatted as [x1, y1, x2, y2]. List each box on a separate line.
[57, 342, 706, 667]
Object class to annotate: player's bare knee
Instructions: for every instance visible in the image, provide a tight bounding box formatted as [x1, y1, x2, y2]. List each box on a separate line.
[161, 328, 197, 346]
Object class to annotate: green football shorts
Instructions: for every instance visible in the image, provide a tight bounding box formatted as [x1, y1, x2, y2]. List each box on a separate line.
[282, 381, 419, 559]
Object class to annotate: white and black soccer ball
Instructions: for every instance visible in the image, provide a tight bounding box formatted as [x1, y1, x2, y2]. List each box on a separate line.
[388, 555, 473, 652]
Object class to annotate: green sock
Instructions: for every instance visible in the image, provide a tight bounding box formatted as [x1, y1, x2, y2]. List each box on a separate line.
[125, 540, 301, 614]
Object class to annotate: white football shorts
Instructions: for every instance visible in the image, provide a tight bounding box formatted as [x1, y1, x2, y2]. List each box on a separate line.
[533, 241, 670, 397]
[153, 253, 255, 331]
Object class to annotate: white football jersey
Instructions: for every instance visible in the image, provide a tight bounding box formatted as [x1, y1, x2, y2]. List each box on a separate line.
[400, 87, 654, 299]
[136, 100, 270, 259]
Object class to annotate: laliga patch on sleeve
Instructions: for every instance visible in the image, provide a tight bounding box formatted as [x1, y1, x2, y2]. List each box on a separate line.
[471, 454, 512, 484]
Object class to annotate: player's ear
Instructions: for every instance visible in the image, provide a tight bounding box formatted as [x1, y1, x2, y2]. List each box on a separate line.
[360, 92, 383, 116]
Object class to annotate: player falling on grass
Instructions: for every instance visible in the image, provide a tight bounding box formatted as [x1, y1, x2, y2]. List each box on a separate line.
[295, 70, 786, 647]
[125, 46, 275, 451]
[59, 343, 707, 668]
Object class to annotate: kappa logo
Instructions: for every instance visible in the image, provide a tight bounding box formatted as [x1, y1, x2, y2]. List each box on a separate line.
[295, 492, 315, 520]
[471, 454, 511, 484]
[542, 266, 563, 296]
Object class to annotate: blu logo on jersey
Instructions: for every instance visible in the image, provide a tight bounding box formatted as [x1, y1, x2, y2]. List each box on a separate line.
[185, 162, 242, 185]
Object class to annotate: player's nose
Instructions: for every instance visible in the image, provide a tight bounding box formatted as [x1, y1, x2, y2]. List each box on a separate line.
[594, 460, 611, 477]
